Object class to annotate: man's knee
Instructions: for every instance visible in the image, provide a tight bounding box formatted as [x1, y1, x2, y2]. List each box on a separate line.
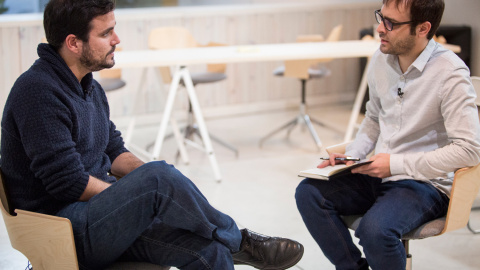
[295, 179, 320, 213]
[133, 161, 180, 186]
[355, 217, 399, 250]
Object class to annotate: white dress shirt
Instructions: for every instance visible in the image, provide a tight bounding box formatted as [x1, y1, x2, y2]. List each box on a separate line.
[346, 39, 480, 197]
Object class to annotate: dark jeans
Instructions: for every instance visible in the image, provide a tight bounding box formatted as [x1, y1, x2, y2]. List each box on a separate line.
[56, 161, 242, 270]
[295, 174, 449, 270]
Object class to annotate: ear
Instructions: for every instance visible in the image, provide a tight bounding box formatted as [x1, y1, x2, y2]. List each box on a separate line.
[417, 21, 431, 38]
[64, 34, 82, 54]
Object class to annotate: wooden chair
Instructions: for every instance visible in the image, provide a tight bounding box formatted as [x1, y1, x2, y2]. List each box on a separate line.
[325, 142, 480, 270]
[147, 26, 238, 157]
[468, 75, 480, 234]
[259, 25, 343, 150]
[0, 169, 170, 270]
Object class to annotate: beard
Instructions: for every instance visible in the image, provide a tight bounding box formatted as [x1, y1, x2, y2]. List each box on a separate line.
[80, 43, 115, 72]
[379, 32, 416, 55]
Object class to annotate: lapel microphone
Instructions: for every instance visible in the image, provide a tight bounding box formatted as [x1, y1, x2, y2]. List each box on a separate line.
[397, 88, 404, 98]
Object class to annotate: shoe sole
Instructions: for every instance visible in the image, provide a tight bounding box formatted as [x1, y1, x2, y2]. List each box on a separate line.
[233, 244, 304, 270]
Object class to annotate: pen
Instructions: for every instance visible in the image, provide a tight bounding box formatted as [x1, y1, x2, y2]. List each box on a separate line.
[320, 157, 361, 161]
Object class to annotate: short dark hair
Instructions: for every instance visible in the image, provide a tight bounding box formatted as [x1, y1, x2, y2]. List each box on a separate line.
[44, 0, 116, 51]
[383, 0, 445, 39]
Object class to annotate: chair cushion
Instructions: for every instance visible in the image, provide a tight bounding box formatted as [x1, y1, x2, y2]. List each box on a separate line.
[188, 72, 227, 85]
[98, 78, 126, 92]
[341, 215, 446, 240]
[107, 261, 170, 270]
[272, 65, 331, 79]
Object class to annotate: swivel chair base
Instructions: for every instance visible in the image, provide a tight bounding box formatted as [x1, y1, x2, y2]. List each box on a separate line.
[259, 103, 323, 151]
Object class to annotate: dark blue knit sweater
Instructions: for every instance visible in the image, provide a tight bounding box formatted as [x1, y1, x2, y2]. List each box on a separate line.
[0, 43, 128, 215]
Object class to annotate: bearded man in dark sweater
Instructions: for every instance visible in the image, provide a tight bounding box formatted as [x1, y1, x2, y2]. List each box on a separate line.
[0, 0, 303, 269]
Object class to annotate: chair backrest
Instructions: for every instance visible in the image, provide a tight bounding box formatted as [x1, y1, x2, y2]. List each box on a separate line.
[148, 27, 226, 84]
[201, 42, 227, 73]
[284, 24, 343, 79]
[325, 24, 343, 42]
[326, 142, 480, 237]
[442, 163, 480, 234]
[472, 76, 480, 106]
[148, 27, 198, 50]
[0, 169, 80, 269]
[0, 169, 12, 215]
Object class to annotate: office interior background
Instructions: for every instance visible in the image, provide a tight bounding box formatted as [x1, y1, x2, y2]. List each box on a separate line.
[0, 0, 479, 269]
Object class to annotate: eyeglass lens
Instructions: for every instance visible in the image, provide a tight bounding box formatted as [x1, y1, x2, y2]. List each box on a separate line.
[375, 11, 392, 31]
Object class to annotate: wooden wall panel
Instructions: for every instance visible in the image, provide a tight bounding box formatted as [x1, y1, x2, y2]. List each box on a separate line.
[0, 3, 379, 120]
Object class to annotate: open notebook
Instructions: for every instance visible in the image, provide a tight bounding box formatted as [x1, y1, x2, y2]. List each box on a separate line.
[298, 160, 372, 180]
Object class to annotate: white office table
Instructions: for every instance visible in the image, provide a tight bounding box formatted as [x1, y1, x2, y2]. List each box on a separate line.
[114, 40, 380, 181]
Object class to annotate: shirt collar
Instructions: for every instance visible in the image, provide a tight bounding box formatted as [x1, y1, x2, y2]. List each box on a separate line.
[410, 39, 436, 73]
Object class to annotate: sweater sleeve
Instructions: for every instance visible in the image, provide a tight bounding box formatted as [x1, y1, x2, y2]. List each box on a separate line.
[96, 82, 129, 163]
[11, 80, 89, 202]
[105, 119, 128, 163]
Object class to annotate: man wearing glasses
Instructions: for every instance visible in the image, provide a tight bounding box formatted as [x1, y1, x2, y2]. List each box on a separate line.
[296, 0, 480, 269]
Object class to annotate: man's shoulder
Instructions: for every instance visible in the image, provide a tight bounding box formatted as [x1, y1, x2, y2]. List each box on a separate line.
[429, 43, 468, 71]
[14, 59, 55, 87]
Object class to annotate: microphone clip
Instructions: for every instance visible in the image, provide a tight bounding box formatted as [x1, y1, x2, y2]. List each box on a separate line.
[397, 88, 404, 98]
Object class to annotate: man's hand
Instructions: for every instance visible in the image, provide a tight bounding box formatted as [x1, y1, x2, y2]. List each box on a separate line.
[317, 153, 356, 168]
[351, 153, 391, 178]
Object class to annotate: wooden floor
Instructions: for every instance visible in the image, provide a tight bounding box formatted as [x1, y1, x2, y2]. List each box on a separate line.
[1, 103, 479, 269]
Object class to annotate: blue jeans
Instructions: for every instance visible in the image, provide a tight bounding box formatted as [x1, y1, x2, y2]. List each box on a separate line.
[295, 174, 449, 270]
[56, 161, 242, 270]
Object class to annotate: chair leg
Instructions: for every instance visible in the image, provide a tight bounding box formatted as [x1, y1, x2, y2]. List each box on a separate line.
[259, 117, 299, 147]
[176, 101, 239, 158]
[467, 220, 480, 234]
[403, 239, 412, 270]
[302, 114, 322, 150]
[259, 79, 323, 149]
[467, 206, 480, 234]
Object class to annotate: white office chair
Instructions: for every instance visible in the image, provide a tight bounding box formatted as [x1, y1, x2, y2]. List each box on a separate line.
[259, 25, 343, 151]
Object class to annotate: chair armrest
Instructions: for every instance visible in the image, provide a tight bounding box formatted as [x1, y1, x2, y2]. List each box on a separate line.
[442, 163, 480, 234]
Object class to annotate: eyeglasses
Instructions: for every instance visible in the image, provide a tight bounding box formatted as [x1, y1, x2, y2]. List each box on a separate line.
[375, 9, 414, 31]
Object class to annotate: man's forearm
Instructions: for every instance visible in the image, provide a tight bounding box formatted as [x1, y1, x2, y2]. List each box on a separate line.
[79, 175, 111, 201]
[110, 151, 145, 178]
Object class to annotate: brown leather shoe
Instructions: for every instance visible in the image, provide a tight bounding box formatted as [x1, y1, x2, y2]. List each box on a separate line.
[232, 229, 304, 269]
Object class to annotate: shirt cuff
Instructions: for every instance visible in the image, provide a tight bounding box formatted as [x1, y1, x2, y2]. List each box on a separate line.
[390, 153, 406, 176]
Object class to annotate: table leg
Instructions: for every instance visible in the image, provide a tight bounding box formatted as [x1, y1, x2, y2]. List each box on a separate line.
[151, 66, 182, 161]
[124, 67, 148, 145]
[344, 57, 371, 142]
[181, 67, 222, 182]
[170, 118, 190, 165]
[150, 66, 222, 182]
